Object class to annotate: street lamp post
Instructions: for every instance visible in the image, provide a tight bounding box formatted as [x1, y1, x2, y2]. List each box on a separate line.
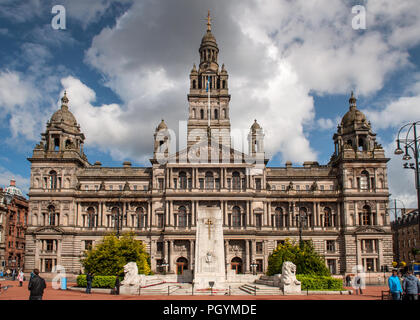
[296, 205, 307, 249]
[395, 121, 420, 237]
[250, 261, 258, 275]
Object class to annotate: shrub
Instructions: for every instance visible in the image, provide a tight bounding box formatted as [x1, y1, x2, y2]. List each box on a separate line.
[267, 238, 330, 276]
[296, 275, 343, 290]
[76, 275, 117, 289]
[81, 232, 151, 276]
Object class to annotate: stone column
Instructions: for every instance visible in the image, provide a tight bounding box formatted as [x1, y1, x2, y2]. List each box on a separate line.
[224, 168, 227, 189]
[251, 240, 256, 264]
[245, 240, 250, 273]
[354, 202, 358, 226]
[378, 239, 383, 271]
[164, 240, 169, 270]
[170, 201, 174, 227]
[225, 240, 229, 269]
[195, 168, 199, 189]
[169, 240, 174, 273]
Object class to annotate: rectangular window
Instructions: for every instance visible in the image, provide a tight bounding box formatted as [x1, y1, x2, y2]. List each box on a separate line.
[199, 178, 204, 190]
[326, 240, 335, 252]
[364, 239, 374, 253]
[46, 240, 54, 252]
[296, 185, 300, 190]
[188, 178, 192, 190]
[158, 178, 164, 191]
[143, 185, 148, 191]
[256, 259, 263, 273]
[255, 178, 261, 191]
[227, 178, 231, 190]
[109, 185, 113, 190]
[327, 259, 336, 274]
[330, 185, 334, 190]
[281, 185, 285, 191]
[215, 178, 220, 190]
[173, 179, 177, 189]
[255, 214, 262, 229]
[85, 185, 89, 190]
[365, 258, 374, 272]
[157, 242, 164, 252]
[85, 240, 93, 251]
[320, 185, 324, 191]
[119, 185, 123, 191]
[306, 185, 310, 190]
[133, 185, 137, 191]
[256, 242, 263, 254]
[157, 214, 164, 228]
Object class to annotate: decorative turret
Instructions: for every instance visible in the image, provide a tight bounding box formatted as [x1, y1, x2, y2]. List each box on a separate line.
[153, 119, 171, 159]
[248, 119, 264, 156]
[199, 10, 219, 72]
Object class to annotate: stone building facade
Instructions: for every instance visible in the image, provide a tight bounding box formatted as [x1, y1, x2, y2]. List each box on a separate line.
[392, 210, 419, 265]
[0, 180, 28, 270]
[25, 17, 393, 277]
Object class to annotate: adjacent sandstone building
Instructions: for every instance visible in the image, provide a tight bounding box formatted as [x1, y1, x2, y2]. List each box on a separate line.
[25, 17, 393, 277]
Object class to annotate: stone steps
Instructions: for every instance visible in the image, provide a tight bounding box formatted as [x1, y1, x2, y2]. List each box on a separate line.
[239, 283, 283, 295]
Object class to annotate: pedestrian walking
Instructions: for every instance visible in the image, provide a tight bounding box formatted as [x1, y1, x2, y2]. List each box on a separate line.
[17, 269, 24, 287]
[388, 269, 403, 300]
[6, 269, 11, 279]
[345, 274, 352, 287]
[114, 272, 120, 295]
[28, 269, 46, 300]
[86, 272, 94, 294]
[402, 270, 420, 301]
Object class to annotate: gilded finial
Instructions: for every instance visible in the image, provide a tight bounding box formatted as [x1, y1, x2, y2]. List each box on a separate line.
[207, 10, 211, 32]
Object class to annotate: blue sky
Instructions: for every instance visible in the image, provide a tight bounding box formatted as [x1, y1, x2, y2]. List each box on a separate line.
[0, 0, 420, 209]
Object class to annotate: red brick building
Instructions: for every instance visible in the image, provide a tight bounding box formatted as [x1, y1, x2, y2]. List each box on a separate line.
[0, 180, 28, 271]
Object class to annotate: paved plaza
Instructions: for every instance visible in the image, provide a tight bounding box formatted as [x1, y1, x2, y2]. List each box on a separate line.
[0, 280, 388, 300]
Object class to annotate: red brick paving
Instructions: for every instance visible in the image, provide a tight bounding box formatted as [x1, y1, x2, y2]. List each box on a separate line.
[0, 280, 387, 300]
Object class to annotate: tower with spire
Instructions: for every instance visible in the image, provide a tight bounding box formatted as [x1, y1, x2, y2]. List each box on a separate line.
[187, 10, 231, 148]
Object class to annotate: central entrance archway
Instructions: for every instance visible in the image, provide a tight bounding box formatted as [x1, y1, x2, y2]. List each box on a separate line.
[176, 257, 188, 275]
[231, 257, 243, 274]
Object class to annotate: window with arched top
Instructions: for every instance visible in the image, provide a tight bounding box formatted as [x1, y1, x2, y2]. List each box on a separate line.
[48, 205, 57, 226]
[274, 207, 283, 228]
[87, 207, 97, 228]
[136, 207, 146, 228]
[192, 80, 196, 89]
[178, 206, 187, 228]
[360, 170, 369, 190]
[223, 80, 226, 89]
[192, 108, 196, 119]
[232, 171, 240, 190]
[214, 109, 218, 120]
[324, 207, 332, 227]
[361, 205, 372, 225]
[232, 206, 241, 228]
[49, 170, 57, 190]
[179, 171, 187, 190]
[205, 171, 214, 190]
[222, 108, 226, 119]
[200, 109, 204, 119]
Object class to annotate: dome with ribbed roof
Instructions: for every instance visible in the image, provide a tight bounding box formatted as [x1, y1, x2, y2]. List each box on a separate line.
[251, 119, 261, 131]
[341, 92, 367, 127]
[50, 91, 78, 126]
[157, 119, 168, 130]
[3, 180, 24, 199]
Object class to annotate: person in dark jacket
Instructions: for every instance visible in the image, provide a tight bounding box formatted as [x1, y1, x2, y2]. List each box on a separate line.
[114, 272, 121, 295]
[86, 272, 94, 294]
[402, 270, 420, 301]
[345, 275, 351, 287]
[28, 269, 46, 300]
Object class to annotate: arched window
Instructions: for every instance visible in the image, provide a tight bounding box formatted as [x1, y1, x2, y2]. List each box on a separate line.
[222, 108, 226, 119]
[192, 80, 196, 89]
[48, 205, 57, 226]
[178, 206, 187, 228]
[200, 109, 204, 119]
[222, 80, 226, 89]
[179, 171, 187, 190]
[232, 206, 241, 228]
[274, 207, 283, 228]
[192, 108, 196, 119]
[49, 170, 57, 190]
[111, 207, 120, 228]
[361, 205, 371, 225]
[87, 207, 97, 228]
[136, 207, 146, 228]
[214, 109, 218, 120]
[205, 171, 214, 190]
[360, 170, 369, 190]
[232, 172, 240, 190]
[324, 207, 332, 227]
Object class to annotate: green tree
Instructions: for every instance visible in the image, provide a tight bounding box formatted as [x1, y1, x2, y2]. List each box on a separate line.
[267, 238, 330, 276]
[81, 232, 151, 276]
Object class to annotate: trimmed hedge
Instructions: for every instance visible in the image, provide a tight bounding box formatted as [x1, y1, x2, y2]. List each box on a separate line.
[296, 275, 343, 290]
[76, 275, 117, 289]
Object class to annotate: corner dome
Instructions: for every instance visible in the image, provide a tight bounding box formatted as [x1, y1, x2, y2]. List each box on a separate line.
[157, 119, 168, 130]
[4, 180, 24, 198]
[251, 119, 261, 131]
[50, 91, 78, 126]
[341, 92, 367, 127]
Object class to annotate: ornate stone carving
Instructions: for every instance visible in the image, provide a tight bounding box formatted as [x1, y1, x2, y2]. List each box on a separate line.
[279, 261, 301, 294]
[120, 262, 146, 295]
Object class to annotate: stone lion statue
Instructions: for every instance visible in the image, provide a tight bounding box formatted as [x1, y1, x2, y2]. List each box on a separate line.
[121, 262, 146, 287]
[280, 261, 301, 286]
